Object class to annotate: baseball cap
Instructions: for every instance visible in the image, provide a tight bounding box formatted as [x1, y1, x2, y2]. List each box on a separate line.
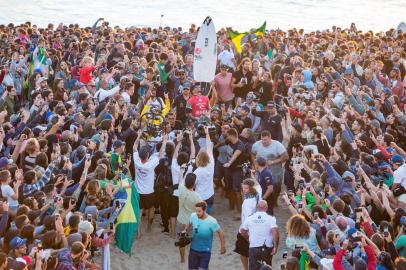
[0, 157, 13, 169]
[113, 140, 124, 149]
[255, 157, 267, 167]
[9, 236, 27, 250]
[182, 82, 191, 90]
[342, 171, 355, 181]
[240, 105, 250, 113]
[391, 154, 405, 165]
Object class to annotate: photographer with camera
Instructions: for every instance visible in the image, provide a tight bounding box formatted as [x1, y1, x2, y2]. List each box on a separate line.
[223, 128, 249, 215]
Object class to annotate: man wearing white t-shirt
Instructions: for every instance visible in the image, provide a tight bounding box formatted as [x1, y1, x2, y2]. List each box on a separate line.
[391, 155, 406, 196]
[240, 200, 279, 270]
[133, 129, 167, 234]
[218, 44, 237, 71]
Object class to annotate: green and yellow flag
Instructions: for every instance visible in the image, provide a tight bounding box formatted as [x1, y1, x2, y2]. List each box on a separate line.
[115, 176, 140, 254]
[228, 21, 267, 54]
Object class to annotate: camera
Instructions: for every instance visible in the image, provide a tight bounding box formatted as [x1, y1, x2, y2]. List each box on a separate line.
[174, 232, 192, 247]
[241, 162, 252, 178]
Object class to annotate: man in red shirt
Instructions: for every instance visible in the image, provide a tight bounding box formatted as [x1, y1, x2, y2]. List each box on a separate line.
[187, 83, 210, 118]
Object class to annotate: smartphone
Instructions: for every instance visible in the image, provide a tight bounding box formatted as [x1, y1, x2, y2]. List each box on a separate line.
[115, 200, 120, 208]
[87, 214, 92, 222]
[110, 222, 114, 230]
[379, 180, 384, 189]
[298, 202, 303, 212]
[383, 226, 389, 237]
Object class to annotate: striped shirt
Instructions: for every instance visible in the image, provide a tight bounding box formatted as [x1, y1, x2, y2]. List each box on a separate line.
[23, 164, 55, 197]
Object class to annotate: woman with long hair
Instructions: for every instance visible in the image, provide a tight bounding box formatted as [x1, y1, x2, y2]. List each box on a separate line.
[286, 214, 321, 254]
[52, 78, 68, 102]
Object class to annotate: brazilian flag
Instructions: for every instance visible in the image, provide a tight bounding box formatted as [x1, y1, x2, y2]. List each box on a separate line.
[115, 175, 140, 254]
[228, 22, 267, 54]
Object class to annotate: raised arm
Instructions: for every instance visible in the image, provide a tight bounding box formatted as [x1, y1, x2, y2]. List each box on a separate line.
[173, 133, 183, 160]
[133, 129, 143, 152]
[189, 132, 196, 159]
[159, 134, 168, 159]
[204, 126, 212, 155]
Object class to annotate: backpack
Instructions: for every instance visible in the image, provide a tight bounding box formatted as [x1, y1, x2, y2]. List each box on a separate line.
[155, 158, 173, 195]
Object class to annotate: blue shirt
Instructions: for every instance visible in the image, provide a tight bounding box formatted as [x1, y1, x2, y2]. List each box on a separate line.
[190, 213, 220, 252]
[258, 168, 273, 198]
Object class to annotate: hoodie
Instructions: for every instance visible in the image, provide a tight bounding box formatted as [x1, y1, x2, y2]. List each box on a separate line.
[302, 70, 315, 89]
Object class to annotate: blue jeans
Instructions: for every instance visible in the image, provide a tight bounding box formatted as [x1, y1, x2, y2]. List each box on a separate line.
[188, 249, 211, 270]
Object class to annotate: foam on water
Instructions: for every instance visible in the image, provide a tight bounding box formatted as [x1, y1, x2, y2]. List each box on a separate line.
[0, 0, 404, 31]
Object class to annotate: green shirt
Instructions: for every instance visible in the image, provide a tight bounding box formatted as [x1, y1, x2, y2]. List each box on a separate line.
[395, 235, 406, 258]
[98, 179, 119, 190]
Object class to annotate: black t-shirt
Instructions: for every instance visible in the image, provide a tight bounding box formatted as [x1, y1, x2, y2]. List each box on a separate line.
[232, 70, 253, 98]
[228, 139, 246, 168]
[235, 116, 252, 133]
[172, 95, 188, 121]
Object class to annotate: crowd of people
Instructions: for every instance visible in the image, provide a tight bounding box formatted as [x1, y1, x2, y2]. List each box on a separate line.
[0, 18, 405, 270]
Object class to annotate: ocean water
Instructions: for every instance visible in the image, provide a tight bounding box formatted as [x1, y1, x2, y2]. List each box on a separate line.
[0, 0, 404, 32]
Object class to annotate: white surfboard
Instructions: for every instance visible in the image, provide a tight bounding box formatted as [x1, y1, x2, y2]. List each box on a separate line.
[394, 21, 406, 38]
[193, 16, 217, 83]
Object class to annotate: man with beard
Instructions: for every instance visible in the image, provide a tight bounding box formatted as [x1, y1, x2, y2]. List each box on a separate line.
[232, 105, 252, 133]
[172, 82, 191, 122]
[232, 58, 253, 101]
[251, 101, 283, 143]
[183, 201, 226, 270]
[172, 68, 189, 98]
[389, 67, 404, 100]
[251, 131, 288, 209]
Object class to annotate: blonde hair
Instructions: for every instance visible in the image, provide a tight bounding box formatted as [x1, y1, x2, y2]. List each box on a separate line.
[25, 138, 40, 155]
[94, 164, 107, 180]
[287, 214, 310, 238]
[196, 150, 209, 168]
[81, 56, 94, 66]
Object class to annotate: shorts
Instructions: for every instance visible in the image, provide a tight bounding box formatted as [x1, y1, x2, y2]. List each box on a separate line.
[188, 249, 212, 270]
[139, 193, 155, 210]
[234, 232, 249, 257]
[226, 168, 244, 192]
[214, 161, 226, 180]
[169, 196, 179, 218]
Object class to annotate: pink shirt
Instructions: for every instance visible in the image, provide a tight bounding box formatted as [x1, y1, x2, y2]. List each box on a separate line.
[214, 73, 234, 102]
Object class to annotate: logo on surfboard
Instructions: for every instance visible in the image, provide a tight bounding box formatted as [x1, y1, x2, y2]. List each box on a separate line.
[194, 47, 202, 55]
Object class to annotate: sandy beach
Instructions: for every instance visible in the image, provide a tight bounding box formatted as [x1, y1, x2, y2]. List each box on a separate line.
[110, 191, 290, 270]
